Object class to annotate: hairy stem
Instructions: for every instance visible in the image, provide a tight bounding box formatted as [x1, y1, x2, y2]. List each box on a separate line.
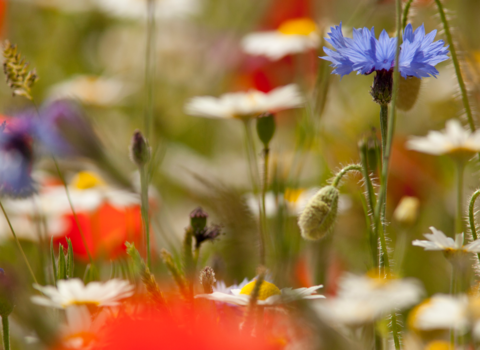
[401, 0, 414, 30]
[144, 0, 156, 139]
[468, 190, 480, 263]
[434, 0, 475, 133]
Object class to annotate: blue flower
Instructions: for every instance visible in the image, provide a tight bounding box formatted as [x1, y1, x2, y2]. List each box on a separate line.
[321, 23, 449, 79]
[35, 100, 103, 159]
[0, 118, 36, 197]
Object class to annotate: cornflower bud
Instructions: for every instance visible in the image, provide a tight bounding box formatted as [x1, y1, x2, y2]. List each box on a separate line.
[190, 207, 208, 233]
[130, 130, 151, 166]
[370, 70, 393, 106]
[0, 269, 14, 317]
[298, 185, 339, 240]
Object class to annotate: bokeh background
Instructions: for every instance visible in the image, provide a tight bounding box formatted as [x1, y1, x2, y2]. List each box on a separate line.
[1, 1, 480, 342]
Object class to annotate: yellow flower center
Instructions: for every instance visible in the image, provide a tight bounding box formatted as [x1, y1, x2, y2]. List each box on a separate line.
[239, 280, 281, 300]
[284, 188, 305, 204]
[424, 340, 452, 350]
[71, 171, 106, 190]
[64, 300, 100, 308]
[278, 18, 317, 36]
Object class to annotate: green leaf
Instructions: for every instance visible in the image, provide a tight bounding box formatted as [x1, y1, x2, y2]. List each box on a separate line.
[50, 237, 57, 287]
[57, 244, 67, 281]
[66, 238, 74, 279]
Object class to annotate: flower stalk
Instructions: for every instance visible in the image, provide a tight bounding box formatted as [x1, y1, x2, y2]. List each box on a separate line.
[433, 0, 475, 134]
[1, 316, 9, 350]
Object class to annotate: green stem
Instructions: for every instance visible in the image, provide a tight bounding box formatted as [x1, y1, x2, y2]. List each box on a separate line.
[0, 200, 37, 284]
[144, 0, 156, 139]
[1, 316, 9, 350]
[455, 162, 465, 236]
[242, 120, 266, 265]
[434, 0, 475, 133]
[359, 144, 378, 267]
[139, 166, 151, 270]
[52, 158, 94, 265]
[261, 147, 270, 253]
[468, 190, 480, 264]
[379, 105, 388, 164]
[332, 164, 363, 188]
[401, 0, 414, 30]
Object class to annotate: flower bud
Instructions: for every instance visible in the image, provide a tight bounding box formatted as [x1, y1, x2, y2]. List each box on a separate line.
[190, 207, 208, 231]
[370, 70, 393, 106]
[0, 269, 14, 317]
[393, 196, 420, 226]
[256, 113, 275, 147]
[130, 130, 151, 166]
[397, 77, 421, 111]
[298, 185, 339, 240]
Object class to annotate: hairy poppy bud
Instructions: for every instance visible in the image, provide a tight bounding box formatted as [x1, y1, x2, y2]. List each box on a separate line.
[298, 185, 339, 240]
[199, 267, 216, 294]
[397, 77, 421, 111]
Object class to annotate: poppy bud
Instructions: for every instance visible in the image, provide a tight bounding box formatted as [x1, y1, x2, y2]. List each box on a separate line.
[199, 267, 216, 294]
[298, 185, 339, 240]
[256, 113, 275, 147]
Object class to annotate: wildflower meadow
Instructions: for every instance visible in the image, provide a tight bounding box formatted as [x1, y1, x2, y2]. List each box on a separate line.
[1, 0, 480, 349]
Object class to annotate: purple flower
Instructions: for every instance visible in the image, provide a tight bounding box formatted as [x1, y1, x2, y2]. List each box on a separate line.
[35, 100, 102, 159]
[0, 118, 36, 197]
[321, 23, 449, 79]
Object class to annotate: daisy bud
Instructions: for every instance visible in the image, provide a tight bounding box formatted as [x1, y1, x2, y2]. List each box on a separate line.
[199, 267, 216, 294]
[393, 196, 420, 227]
[370, 70, 393, 106]
[397, 77, 421, 111]
[298, 185, 339, 240]
[256, 113, 275, 147]
[130, 130, 151, 166]
[0, 269, 14, 317]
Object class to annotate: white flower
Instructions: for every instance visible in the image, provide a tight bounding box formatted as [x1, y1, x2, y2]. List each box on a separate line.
[241, 18, 319, 60]
[246, 188, 351, 218]
[408, 294, 469, 333]
[314, 273, 423, 326]
[95, 0, 201, 20]
[196, 278, 324, 306]
[60, 306, 107, 349]
[412, 227, 480, 253]
[31, 278, 134, 309]
[184, 84, 303, 119]
[48, 75, 136, 107]
[406, 119, 480, 159]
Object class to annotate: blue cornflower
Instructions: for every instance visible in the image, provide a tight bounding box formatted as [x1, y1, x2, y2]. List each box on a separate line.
[321, 23, 449, 79]
[0, 118, 36, 197]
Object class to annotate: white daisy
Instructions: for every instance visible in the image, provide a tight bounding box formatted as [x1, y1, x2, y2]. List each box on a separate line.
[48, 75, 136, 107]
[31, 278, 134, 309]
[95, 0, 201, 20]
[196, 278, 324, 306]
[314, 272, 423, 326]
[408, 294, 469, 333]
[184, 84, 303, 119]
[241, 18, 319, 61]
[246, 188, 351, 218]
[412, 226, 480, 253]
[60, 306, 107, 349]
[406, 119, 480, 160]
